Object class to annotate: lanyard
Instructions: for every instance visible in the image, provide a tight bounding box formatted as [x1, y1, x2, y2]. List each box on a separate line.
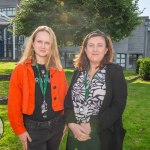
[35, 64, 49, 100]
[84, 67, 99, 101]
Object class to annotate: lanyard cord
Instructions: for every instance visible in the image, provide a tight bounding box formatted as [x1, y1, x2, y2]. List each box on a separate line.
[84, 67, 99, 101]
[35, 64, 49, 100]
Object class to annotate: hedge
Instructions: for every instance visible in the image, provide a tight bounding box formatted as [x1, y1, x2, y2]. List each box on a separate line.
[136, 58, 142, 74]
[139, 58, 150, 81]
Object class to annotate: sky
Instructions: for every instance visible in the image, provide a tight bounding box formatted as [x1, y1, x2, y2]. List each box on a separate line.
[138, 0, 150, 17]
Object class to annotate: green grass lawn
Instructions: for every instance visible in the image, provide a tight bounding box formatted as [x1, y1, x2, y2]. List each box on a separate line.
[123, 79, 150, 150]
[124, 70, 139, 80]
[123, 70, 136, 77]
[0, 81, 9, 98]
[0, 79, 150, 149]
[0, 105, 22, 150]
[0, 62, 150, 149]
[64, 69, 74, 85]
[0, 62, 17, 74]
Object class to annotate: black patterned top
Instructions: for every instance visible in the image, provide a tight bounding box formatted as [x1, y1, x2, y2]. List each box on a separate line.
[71, 67, 106, 123]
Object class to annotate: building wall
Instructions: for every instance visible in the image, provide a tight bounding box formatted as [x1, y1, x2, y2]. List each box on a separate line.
[128, 23, 145, 54]
[0, 0, 19, 7]
[59, 17, 150, 69]
[112, 17, 150, 69]
[0, 0, 22, 59]
[113, 38, 128, 53]
[147, 31, 150, 56]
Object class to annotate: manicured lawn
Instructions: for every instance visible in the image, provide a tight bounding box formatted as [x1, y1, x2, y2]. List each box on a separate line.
[0, 105, 22, 150]
[123, 79, 150, 150]
[0, 62, 17, 74]
[64, 69, 74, 84]
[0, 81, 9, 98]
[0, 62, 150, 149]
[123, 70, 136, 77]
[124, 70, 139, 80]
[1, 79, 150, 149]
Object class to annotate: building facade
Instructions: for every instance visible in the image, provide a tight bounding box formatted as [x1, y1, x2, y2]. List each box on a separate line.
[0, 1, 150, 70]
[60, 16, 150, 69]
[113, 16, 150, 69]
[0, 0, 24, 60]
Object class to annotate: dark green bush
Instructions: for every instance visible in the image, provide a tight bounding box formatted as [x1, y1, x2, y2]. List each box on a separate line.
[136, 58, 142, 74]
[139, 58, 150, 81]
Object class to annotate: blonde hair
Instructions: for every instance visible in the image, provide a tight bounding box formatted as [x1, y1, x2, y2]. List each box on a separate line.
[74, 30, 114, 71]
[18, 26, 62, 70]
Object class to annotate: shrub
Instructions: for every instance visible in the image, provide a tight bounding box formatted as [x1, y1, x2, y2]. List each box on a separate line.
[136, 58, 142, 74]
[139, 58, 150, 81]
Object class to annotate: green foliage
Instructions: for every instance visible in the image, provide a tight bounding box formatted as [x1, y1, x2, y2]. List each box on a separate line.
[139, 58, 150, 81]
[14, 0, 63, 36]
[136, 58, 142, 74]
[14, 0, 142, 46]
[74, 0, 142, 45]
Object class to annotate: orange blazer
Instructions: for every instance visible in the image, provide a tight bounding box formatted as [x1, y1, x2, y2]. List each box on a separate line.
[8, 61, 68, 135]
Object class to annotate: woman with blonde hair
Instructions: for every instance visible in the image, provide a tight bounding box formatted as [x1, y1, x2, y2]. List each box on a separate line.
[8, 26, 68, 150]
[64, 30, 127, 150]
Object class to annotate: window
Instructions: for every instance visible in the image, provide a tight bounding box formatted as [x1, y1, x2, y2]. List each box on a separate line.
[116, 53, 126, 68]
[0, 8, 16, 17]
[17, 35, 25, 45]
[129, 54, 143, 68]
[59, 52, 76, 68]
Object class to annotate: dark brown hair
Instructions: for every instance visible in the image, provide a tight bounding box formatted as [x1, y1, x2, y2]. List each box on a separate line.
[74, 30, 114, 71]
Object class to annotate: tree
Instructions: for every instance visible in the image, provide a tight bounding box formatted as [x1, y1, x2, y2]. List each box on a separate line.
[14, 0, 142, 46]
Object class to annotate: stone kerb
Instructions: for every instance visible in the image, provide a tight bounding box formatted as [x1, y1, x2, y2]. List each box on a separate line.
[0, 74, 11, 80]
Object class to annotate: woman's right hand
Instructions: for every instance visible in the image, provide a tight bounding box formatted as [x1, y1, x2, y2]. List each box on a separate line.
[18, 131, 32, 150]
[80, 122, 91, 135]
[68, 123, 91, 141]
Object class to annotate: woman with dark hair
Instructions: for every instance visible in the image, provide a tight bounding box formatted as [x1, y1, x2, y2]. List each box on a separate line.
[64, 30, 127, 150]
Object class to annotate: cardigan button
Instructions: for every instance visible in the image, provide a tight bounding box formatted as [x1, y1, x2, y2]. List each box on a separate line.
[51, 75, 53, 78]
[53, 86, 56, 89]
[54, 97, 57, 100]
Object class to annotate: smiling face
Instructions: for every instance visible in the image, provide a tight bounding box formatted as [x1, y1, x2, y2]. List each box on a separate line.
[33, 30, 52, 63]
[85, 36, 108, 66]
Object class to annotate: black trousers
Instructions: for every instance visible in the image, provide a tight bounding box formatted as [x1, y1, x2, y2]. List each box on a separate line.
[24, 116, 65, 150]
